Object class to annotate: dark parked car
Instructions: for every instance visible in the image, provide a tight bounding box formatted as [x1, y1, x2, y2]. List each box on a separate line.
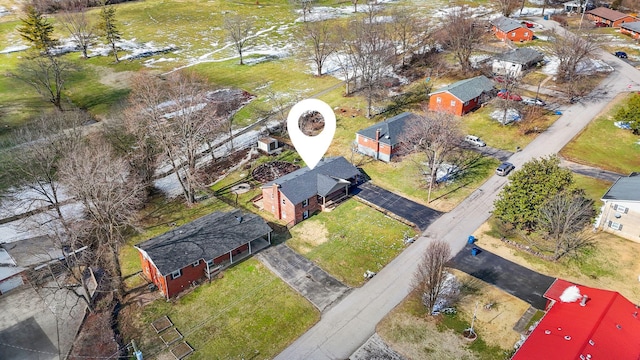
[496, 162, 515, 176]
[615, 51, 628, 59]
[595, 22, 608, 27]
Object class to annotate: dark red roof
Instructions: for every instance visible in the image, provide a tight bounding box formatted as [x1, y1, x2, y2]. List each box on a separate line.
[587, 7, 635, 21]
[512, 279, 640, 360]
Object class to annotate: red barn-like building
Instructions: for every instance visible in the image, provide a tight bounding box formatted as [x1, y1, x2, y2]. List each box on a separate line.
[135, 210, 272, 299]
[491, 16, 534, 42]
[587, 7, 637, 28]
[512, 279, 640, 360]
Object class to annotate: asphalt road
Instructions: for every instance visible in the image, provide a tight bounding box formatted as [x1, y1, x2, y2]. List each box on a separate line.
[276, 19, 640, 360]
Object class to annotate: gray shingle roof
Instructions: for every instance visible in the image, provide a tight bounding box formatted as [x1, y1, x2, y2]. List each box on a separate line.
[492, 16, 525, 33]
[494, 48, 544, 65]
[262, 156, 360, 205]
[622, 21, 640, 32]
[602, 173, 640, 202]
[430, 75, 495, 103]
[135, 210, 272, 275]
[356, 112, 418, 146]
[587, 7, 633, 21]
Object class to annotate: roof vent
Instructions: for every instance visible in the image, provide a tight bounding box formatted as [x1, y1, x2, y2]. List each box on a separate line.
[235, 216, 243, 223]
[544, 330, 551, 335]
[580, 294, 589, 307]
[634, 312, 638, 318]
[586, 355, 592, 360]
[589, 339, 595, 346]
[564, 335, 571, 341]
[616, 324, 622, 330]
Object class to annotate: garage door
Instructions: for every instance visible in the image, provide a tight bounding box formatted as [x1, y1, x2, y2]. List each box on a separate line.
[0, 275, 24, 294]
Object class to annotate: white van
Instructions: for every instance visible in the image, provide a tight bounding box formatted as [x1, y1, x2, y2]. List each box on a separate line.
[464, 135, 486, 147]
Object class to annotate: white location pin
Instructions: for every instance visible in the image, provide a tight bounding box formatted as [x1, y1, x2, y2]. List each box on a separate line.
[287, 98, 336, 170]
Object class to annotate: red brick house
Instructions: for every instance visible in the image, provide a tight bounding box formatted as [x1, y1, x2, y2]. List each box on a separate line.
[621, 21, 640, 40]
[512, 279, 640, 360]
[491, 16, 534, 42]
[261, 156, 360, 226]
[428, 75, 495, 116]
[355, 112, 417, 162]
[135, 210, 272, 299]
[586, 7, 637, 27]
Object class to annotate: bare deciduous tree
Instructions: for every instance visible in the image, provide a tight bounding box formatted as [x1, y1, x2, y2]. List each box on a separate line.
[59, 138, 144, 300]
[412, 240, 451, 314]
[61, 4, 96, 59]
[292, 0, 315, 22]
[388, 7, 428, 69]
[545, 29, 599, 83]
[535, 191, 596, 260]
[299, 20, 336, 76]
[223, 14, 254, 65]
[10, 54, 74, 110]
[437, 6, 485, 74]
[496, 0, 521, 16]
[401, 110, 464, 202]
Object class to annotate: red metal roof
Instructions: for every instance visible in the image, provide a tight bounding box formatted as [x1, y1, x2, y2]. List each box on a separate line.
[513, 279, 640, 360]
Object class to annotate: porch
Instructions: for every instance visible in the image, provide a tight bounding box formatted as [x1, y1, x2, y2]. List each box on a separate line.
[205, 236, 271, 279]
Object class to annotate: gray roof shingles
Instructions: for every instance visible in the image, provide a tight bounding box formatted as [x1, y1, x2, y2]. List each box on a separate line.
[494, 48, 544, 65]
[602, 173, 640, 202]
[430, 75, 495, 103]
[263, 156, 360, 205]
[135, 209, 272, 275]
[492, 16, 525, 33]
[622, 22, 640, 32]
[356, 112, 418, 146]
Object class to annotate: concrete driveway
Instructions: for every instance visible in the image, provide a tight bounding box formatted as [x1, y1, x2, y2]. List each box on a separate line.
[448, 244, 555, 309]
[354, 182, 443, 231]
[256, 244, 350, 312]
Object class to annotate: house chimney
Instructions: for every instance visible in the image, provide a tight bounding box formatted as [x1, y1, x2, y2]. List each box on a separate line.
[580, 294, 589, 307]
[375, 129, 381, 141]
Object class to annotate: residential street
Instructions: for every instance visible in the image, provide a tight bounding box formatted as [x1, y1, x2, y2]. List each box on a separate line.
[275, 22, 640, 360]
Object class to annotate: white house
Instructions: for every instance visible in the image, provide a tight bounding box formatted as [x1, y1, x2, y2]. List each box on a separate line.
[597, 173, 640, 242]
[492, 48, 544, 78]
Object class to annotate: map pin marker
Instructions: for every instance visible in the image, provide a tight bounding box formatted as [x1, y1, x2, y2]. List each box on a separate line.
[287, 99, 336, 170]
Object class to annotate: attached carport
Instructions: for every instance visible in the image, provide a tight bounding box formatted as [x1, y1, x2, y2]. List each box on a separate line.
[353, 182, 443, 231]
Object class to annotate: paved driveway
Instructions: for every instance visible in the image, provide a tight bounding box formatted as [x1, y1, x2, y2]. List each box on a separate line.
[354, 182, 443, 231]
[448, 244, 555, 309]
[256, 244, 350, 312]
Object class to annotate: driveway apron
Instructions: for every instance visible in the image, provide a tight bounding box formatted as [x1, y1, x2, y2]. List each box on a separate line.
[448, 244, 555, 309]
[256, 244, 350, 312]
[354, 182, 443, 231]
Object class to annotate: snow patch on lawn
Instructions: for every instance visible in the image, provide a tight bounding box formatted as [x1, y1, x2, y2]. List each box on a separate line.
[0, 44, 29, 54]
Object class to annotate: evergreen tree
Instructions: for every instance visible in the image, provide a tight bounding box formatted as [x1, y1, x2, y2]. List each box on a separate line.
[98, 3, 121, 62]
[614, 93, 640, 135]
[18, 5, 57, 53]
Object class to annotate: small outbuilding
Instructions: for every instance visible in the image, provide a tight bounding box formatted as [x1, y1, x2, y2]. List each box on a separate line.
[586, 7, 637, 27]
[428, 75, 495, 116]
[257, 137, 280, 155]
[491, 16, 534, 42]
[136, 210, 272, 299]
[492, 48, 544, 78]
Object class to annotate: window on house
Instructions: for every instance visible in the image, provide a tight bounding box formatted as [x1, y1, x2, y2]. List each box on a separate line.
[524, 32, 529, 36]
[450, 100, 456, 107]
[608, 221, 623, 231]
[192, 260, 200, 267]
[302, 199, 309, 207]
[364, 138, 368, 142]
[270, 192, 274, 199]
[171, 270, 181, 279]
[511, 32, 516, 37]
[464, 101, 469, 106]
[206, 259, 214, 267]
[282, 209, 287, 219]
[436, 97, 442, 103]
[282, 199, 286, 205]
[614, 204, 629, 214]
[303, 210, 309, 219]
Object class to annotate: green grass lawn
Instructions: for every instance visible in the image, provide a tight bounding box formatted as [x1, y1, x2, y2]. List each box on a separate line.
[571, 173, 612, 206]
[287, 199, 414, 287]
[560, 93, 640, 174]
[121, 258, 319, 360]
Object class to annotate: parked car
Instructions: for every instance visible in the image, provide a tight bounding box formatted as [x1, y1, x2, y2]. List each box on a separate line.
[615, 51, 628, 59]
[521, 21, 534, 28]
[496, 162, 515, 176]
[464, 135, 486, 147]
[595, 21, 608, 27]
[497, 90, 522, 101]
[522, 98, 546, 106]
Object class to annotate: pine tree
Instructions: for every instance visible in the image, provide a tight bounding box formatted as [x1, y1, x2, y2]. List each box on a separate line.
[17, 6, 57, 53]
[98, 3, 121, 62]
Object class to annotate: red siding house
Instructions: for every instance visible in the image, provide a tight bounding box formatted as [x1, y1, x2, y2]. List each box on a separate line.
[355, 112, 417, 162]
[261, 156, 360, 226]
[512, 279, 640, 360]
[135, 210, 272, 299]
[586, 7, 637, 27]
[621, 21, 640, 40]
[428, 75, 495, 116]
[491, 16, 534, 42]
